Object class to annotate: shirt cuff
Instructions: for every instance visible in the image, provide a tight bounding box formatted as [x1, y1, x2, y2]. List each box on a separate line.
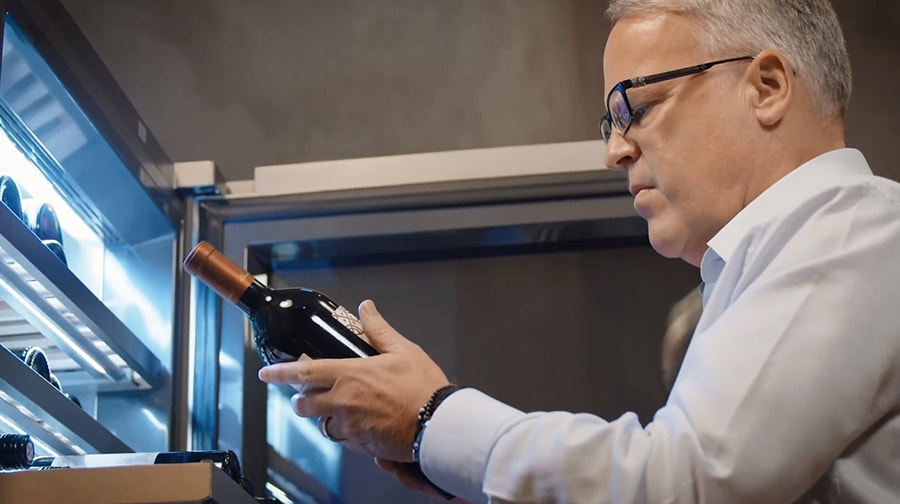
[419, 388, 525, 502]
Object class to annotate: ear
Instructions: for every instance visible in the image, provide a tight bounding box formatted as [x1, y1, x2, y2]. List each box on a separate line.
[745, 50, 794, 127]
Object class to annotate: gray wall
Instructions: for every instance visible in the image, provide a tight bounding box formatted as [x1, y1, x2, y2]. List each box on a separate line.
[59, 1, 900, 183]
[59, 0, 606, 183]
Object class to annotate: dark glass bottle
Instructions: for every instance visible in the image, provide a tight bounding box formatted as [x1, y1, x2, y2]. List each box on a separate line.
[30, 203, 63, 245]
[19, 346, 81, 407]
[26, 202, 67, 265]
[183, 241, 377, 366]
[0, 175, 24, 221]
[0, 433, 34, 470]
[21, 346, 52, 383]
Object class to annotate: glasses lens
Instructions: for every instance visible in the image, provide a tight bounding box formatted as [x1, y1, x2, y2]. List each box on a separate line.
[599, 116, 612, 142]
[608, 89, 632, 133]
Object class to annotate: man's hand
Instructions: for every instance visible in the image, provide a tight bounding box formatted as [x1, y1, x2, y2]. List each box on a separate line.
[258, 299, 450, 462]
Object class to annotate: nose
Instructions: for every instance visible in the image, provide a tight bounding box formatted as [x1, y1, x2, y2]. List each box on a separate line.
[604, 130, 640, 171]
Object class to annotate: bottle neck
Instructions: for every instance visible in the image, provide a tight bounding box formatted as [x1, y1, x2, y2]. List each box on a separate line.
[235, 280, 269, 314]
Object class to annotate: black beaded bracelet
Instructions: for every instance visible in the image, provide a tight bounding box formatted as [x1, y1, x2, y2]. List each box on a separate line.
[410, 384, 467, 501]
[411, 384, 465, 462]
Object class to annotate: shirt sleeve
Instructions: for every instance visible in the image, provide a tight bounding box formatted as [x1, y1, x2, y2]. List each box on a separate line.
[418, 183, 900, 503]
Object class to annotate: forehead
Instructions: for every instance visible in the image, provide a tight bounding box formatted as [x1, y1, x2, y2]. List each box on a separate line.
[603, 13, 704, 94]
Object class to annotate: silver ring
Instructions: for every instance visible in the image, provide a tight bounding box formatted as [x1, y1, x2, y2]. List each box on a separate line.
[317, 416, 345, 442]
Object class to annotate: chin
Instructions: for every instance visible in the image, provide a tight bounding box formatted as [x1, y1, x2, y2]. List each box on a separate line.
[649, 237, 684, 260]
[647, 223, 690, 262]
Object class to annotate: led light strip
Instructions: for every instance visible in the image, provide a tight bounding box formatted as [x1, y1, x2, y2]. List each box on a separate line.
[0, 245, 124, 380]
[0, 389, 85, 455]
[265, 482, 295, 504]
[0, 414, 61, 457]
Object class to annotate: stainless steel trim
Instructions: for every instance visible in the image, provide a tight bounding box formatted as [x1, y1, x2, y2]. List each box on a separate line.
[249, 140, 608, 197]
[171, 195, 198, 451]
[214, 169, 628, 222]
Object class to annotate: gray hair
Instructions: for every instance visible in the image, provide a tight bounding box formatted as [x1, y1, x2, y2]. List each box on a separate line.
[607, 0, 852, 118]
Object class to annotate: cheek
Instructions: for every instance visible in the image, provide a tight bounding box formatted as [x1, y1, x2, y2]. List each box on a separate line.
[647, 146, 718, 212]
[656, 173, 736, 253]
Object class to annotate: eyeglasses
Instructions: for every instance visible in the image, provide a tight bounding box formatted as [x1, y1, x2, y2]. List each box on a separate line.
[599, 55, 756, 143]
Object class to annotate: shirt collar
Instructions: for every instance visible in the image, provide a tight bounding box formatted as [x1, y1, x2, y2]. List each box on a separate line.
[701, 148, 872, 279]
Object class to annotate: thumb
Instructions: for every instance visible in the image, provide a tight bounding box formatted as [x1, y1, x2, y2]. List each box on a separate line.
[358, 299, 406, 352]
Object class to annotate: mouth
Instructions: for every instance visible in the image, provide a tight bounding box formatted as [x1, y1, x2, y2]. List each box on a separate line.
[629, 184, 653, 197]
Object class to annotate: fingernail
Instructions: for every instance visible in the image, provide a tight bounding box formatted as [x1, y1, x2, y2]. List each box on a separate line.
[359, 299, 379, 317]
[258, 367, 269, 381]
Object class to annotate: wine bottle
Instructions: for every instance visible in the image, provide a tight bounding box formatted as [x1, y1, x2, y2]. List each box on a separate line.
[182, 241, 377, 366]
[19, 346, 81, 408]
[29, 202, 63, 245]
[0, 433, 35, 470]
[24, 202, 67, 264]
[21, 346, 52, 383]
[0, 175, 24, 221]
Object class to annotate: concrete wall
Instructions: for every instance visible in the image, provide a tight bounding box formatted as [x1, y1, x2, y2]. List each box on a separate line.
[59, 0, 607, 182]
[59, 1, 900, 183]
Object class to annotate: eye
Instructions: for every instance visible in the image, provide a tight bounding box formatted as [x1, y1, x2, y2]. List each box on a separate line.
[632, 104, 651, 123]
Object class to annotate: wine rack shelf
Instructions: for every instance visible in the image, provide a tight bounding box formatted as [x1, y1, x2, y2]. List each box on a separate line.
[0, 202, 164, 390]
[0, 343, 130, 454]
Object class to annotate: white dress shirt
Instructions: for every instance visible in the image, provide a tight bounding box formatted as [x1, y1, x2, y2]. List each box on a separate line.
[419, 149, 900, 503]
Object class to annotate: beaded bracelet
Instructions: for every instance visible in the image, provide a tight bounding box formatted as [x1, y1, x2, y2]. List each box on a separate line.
[411, 384, 465, 462]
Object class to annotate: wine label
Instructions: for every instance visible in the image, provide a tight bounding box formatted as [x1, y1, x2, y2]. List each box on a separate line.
[333, 305, 371, 343]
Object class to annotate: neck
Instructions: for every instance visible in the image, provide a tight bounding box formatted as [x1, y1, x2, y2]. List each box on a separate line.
[743, 117, 846, 208]
[684, 118, 846, 268]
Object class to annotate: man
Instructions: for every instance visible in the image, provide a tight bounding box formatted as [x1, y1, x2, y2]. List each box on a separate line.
[260, 1, 900, 502]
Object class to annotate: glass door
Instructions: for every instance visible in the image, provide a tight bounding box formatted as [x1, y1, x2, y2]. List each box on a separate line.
[0, 0, 182, 459]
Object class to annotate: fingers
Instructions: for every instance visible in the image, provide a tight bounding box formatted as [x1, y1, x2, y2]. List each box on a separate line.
[258, 358, 337, 388]
[358, 300, 407, 353]
[290, 391, 330, 418]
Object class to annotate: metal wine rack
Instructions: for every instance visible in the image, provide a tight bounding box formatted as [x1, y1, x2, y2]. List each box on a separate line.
[0, 202, 164, 390]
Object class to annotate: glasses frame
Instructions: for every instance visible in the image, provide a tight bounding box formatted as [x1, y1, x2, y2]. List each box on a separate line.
[600, 55, 756, 143]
